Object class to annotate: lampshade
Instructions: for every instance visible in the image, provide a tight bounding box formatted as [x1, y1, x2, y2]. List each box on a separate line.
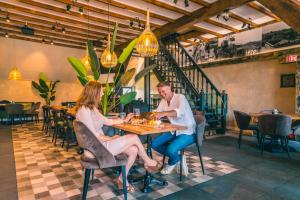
[81, 49, 91, 72]
[8, 67, 22, 80]
[136, 9, 159, 57]
[101, 33, 118, 68]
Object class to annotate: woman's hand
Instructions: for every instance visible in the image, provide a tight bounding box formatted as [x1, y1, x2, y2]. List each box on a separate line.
[125, 113, 134, 123]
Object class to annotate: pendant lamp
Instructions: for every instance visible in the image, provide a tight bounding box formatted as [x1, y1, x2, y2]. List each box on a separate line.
[136, 9, 159, 57]
[8, 67, 22, 80]
[100, 33, 118, 68]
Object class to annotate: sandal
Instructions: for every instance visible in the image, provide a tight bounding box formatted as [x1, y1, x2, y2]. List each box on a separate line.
[144, 161, 163, 173]
[116, 179, 135, 193]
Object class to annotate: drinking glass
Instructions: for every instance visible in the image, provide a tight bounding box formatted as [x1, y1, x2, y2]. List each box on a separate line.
[133, 108, 140, 125]
[119, 112, 126, 123]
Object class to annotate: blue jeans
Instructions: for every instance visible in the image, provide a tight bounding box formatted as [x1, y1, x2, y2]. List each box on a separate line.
[151, 132, 195, 166]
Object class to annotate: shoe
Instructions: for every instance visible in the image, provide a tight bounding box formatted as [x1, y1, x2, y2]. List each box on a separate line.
[116, 179, 135, 193]
[176, 155, 189, 176]
[145, 161, 163, 173]
[161, 164, 176, 175]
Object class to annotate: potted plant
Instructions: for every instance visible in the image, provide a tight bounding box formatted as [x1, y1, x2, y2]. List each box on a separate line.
[68, 23, 155, 115]
[32, 73, 60, 106]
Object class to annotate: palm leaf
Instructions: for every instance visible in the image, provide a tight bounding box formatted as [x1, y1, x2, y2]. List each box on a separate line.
[87, 41, 100, 80]
[38, 79, 49, 92]
[110, 22, 118, 53]
[67, 56, 87, 77]
[51, 80, 60, 91]
[118, 38, 137, 65]
[32, 81, 45, 93]
[120, 68, 136, 86]
[120, 91, 137, 105]
[134, 64, 156, 82]
[77, 76, 89, 86]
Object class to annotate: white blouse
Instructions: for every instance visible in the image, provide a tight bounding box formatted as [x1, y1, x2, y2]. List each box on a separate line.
[76, 106, 115, 141]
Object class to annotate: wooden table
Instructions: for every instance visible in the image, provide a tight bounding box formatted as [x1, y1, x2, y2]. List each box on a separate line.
[249, 113, 300, 121]
[113, 122, 187, 193]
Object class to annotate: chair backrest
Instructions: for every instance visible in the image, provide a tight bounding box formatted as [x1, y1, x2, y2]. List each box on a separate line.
[194, 114, 206, 146]
[29, 102, 41, 113]
[5, 104, 24, 115]
[233, 110, 251, 130]
[258, 114, 292, 137]
[73, 120, 117, 168]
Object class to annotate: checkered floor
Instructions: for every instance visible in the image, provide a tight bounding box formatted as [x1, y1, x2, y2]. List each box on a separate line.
[12, 123, 239, 200]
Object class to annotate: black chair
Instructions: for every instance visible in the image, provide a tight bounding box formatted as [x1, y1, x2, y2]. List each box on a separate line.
[233, 110, 260, 148]
[162, 114, 206, 181]
[5, 104, 24, 125]
[24, 102, 41, 123]
[51, 109, 65, 145]
[61, 110, 76, 151]
[73, 121, 128, 200]
[42, 106, 52, 135]
[258, 114, 292, 158]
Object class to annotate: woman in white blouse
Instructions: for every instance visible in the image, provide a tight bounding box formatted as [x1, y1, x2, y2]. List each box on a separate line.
[76, 81, 161, 192]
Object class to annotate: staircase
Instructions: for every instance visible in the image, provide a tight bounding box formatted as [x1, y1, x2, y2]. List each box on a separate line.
[152, 34, 228, 133]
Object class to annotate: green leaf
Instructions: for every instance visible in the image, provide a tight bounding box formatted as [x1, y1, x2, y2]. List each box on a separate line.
[51, 80, 60, 91]
[120, 91, 137, 105]
[50, 96, 55, 101]
[32, 81, 43, 92]
[120, 68, 136, 86]
[39, 79, 49, 93]
[118, 38, 137, 65]
[67, 56, 87, 77]
[134, 64, 156, 82]
[87, 41, 100, 80]
[40, 93, 48, 98]
[101, 82, 111, 115]
[39, 72, 48, 82]
[77, 76, 89, 86]
[110, 22, 118, 53]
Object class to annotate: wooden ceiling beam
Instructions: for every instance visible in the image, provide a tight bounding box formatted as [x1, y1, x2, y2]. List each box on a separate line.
[247, 2, 281, 22]
[141, 0, 190, 15]
[1, 10, 132, 41]
[94, 0, 175, 22]
[178, 30, 208, 42]
[229, 12, 258, 27]
[54, 0, 161, 28]
[1, 1, 139, 37]
[257, 0, 300, 34]
[205, 19, 239, 33]
[189, 0, 210, 7]
[193, 26, 224, 37]
[0, 31, 86, 50]
[153, 0, 252, 38]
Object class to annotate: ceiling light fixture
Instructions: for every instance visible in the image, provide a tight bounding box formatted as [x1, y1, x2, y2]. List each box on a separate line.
[5, 32, 9, 38]
[172, 0, 189, 7]
[100, 2, 118, 68]
[8, 67, 22, 80]
[136, 9, 159, 57]
[50, 40, 54, 45]
[216, 9, 230, 21]
[66, 4, 72, 12]
[79, 7, 84, 15]
[62, 27, 66, 34]
[6, 15, 10, 23]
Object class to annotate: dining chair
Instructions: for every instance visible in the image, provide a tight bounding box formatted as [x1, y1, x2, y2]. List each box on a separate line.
[42, 106, 52, 135]
[24, 102, 41, 123]
[61, 110, 76, 151]
[161, 113, 206, 181]
[73, 121, 128, 200]
[51, 109, 65, 145]
[5, 104, 24, 125]
[258, 114, 292, 159]
[233, 110, 260, 148]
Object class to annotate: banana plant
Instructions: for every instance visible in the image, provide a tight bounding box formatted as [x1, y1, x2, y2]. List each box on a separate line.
[32, 73, 60, 106]
[67, 22, 157, 115]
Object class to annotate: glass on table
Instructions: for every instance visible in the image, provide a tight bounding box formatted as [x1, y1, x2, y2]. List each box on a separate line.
[119, 112, 126, 123]
[133, 108, 141, 125]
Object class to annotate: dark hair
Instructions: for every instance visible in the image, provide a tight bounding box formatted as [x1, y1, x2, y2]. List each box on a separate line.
[157, 81, 171, 88]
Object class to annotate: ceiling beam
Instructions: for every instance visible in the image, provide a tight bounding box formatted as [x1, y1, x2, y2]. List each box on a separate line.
[229, 12, 258, 27]
[141, 0, 190, 15]
[178, 30, 208, 42]
[189, 0, 210, 7]
[153, 0, 252, 38]
[247, 2, 281, 22]
[95, 0, 175, 22]
[204, 19, 240, 33]
[193, 26, 223, 37]
[257, 0, 300, 34]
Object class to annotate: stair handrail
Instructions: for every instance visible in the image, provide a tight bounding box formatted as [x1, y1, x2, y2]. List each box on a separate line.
[163, 35, 222, 95]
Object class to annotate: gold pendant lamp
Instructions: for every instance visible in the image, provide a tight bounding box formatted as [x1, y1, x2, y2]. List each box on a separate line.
[81, 47, 91, 72]
[101, 33, 118, 68]
[136, 9, 159, 57]
[8, 67, 22, 80]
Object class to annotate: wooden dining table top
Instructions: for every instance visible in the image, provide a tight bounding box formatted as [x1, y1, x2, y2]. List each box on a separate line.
[113, 122, 187, 135]
[249, 112, 300, 121]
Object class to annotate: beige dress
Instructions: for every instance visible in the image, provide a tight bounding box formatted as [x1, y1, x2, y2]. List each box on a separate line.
[76, 106, 124, 155]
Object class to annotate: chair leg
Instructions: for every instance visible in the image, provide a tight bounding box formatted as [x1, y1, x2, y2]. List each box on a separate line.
[121, 165, 127, 200]
[91, 169, 94, 181]
[196, 141, 205, 175]
[82, 168, 91, 200]
[162, 155, 166, 170]
[180, 150, 183, 181]
[285, 137, 291, 159]
[238, 130, 243, 149]
[260, 135, 265, 156]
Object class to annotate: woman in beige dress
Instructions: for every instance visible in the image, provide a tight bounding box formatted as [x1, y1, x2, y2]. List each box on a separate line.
[76, 81, 161, 192]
